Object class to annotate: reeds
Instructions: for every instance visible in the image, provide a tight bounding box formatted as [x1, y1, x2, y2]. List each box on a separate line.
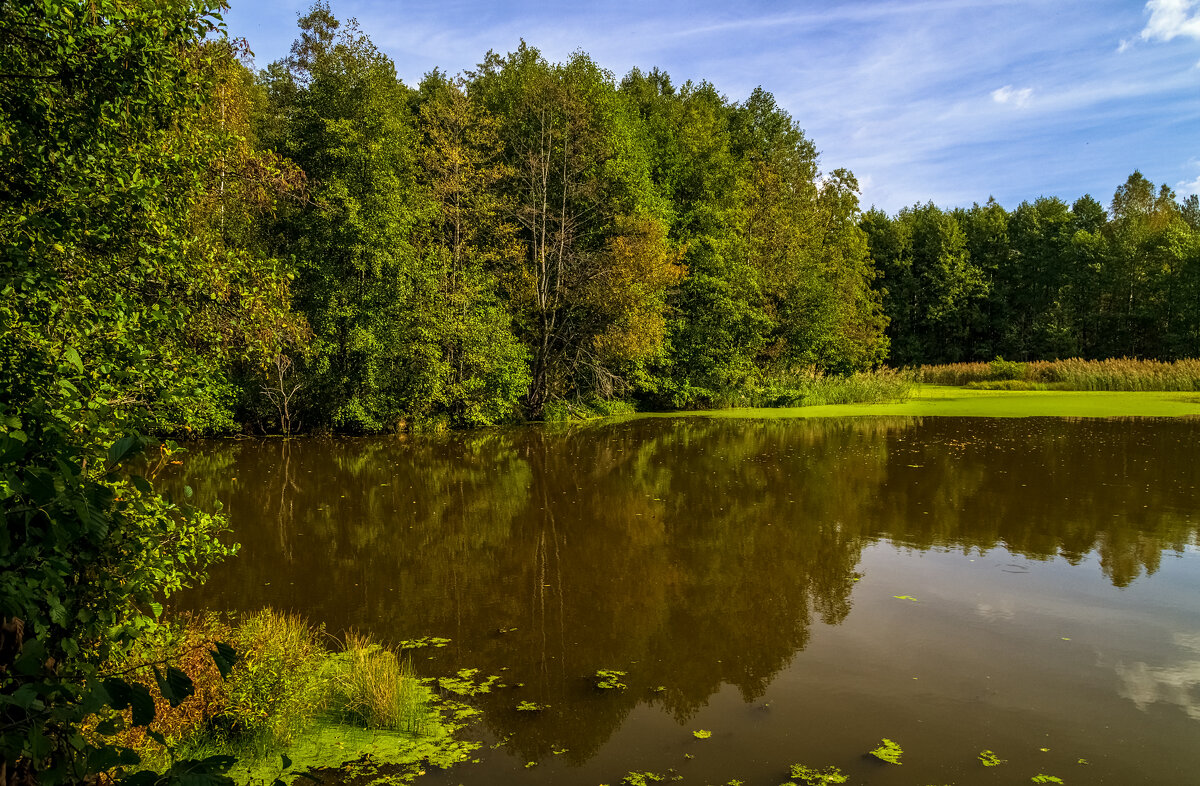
[916, 357, 1200, 391]
[326, 633, 432, 733]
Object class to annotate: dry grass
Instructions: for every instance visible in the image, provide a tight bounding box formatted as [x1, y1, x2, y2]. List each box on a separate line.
[916, 357, 1200, 391]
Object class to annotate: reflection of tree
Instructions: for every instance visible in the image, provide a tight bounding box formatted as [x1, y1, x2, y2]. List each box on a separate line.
[170, 416, 1200, 761]
[862, 418, 1200, 586]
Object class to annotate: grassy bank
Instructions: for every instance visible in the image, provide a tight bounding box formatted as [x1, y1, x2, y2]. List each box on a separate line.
[643, 387, 1200, 419]
[917, 357, 1200, 391]
[100, 611, 479, 784]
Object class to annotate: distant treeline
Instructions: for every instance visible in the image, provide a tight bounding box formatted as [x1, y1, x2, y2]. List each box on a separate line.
[863, 180, 1200, 366]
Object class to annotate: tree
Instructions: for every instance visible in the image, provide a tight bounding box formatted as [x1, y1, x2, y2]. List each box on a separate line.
[414, 71, 530, 425]
[865, 203, 986, 364]
[1, 1, 266, 782]
[469, 44, 681, 414]
[263, 3, 441, 431]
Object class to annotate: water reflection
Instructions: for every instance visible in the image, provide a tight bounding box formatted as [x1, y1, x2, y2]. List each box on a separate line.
[1117, 631, 1200, 721]
[172, 416, 1200, 772]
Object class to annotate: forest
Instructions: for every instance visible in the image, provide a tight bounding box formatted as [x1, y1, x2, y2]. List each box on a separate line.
[6, 2, 1200, 439]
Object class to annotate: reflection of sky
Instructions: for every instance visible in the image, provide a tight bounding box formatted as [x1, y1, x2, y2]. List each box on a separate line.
[1117, 631, 1200, 720]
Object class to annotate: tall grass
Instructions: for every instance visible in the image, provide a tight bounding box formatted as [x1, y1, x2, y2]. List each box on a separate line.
[326, 633, 432, 734]
[916, 357, 1200, 391]
[753, 367, 915, 407]
[104, 610, 439, 769]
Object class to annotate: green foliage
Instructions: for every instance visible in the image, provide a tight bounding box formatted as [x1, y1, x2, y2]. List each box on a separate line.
[216, 611, 327, 752]
[263, 5, 439, 433]
[691, 729, 712, 739]
[920, 357, 1200, 391]
[0, 1, 270, 781]
[783, 763, 848, 785]
[515, 701, 548, 712]
[121, 613, 475, 784]
[1030, 776, 1064, 784]
[867, 172, 1200, 365]
[752, 368, 913, 408]
[868, 738, 903, 764]
[621, 772, 667, 786]
[989, 357, 1028, 380]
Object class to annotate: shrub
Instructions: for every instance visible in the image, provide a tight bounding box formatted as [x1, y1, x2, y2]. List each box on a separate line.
[214, 610, 328, 752]
[988, 356, 1027, 380]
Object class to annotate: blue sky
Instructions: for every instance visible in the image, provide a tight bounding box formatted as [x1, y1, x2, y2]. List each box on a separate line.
[224, 0, 1200, 214]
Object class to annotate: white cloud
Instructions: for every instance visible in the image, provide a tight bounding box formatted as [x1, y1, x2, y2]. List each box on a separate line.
[1178, 174, 1200, 196]
[991, 85, 1034, 107]
[1116, 632, 1200, 720]
[1141, 0, 1200, 42]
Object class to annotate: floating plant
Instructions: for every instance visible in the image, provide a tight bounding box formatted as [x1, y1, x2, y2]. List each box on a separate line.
[868, 738, 903, 765]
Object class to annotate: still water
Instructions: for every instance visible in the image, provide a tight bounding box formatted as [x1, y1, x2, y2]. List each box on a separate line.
[176, 416, 1200, 785]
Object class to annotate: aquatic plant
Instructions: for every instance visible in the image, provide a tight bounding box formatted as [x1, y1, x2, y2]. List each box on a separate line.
[979, 749, 1006, 767]
[621, 772, 666, 785]
[783, 762, 848, 785]
[595, 669, 629, 690]
[437, 668, 500, 696]
[868, 738, 903, 764]
[218, 609, 329, 752]
[1030, 776, 1063, 784]
[692, 729, 712, 739]
[326, 633, 432, 733]
[398, 636, 451, 650]
[109, 611, 481, 783]
[515, 701, 548, 712]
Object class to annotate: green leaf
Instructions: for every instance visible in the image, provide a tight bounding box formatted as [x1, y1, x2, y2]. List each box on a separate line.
[104, 679, 156, 726]
[170, 755, 237, 786]
[131, 475, 153, 494]
[210, 641, 238, 679]
[63, 346, 84, 373]
[15, 640, 47, 676]
[106, 434, 143, 466]
[95, 716, 126, 735]
[153, 665, 194, 707]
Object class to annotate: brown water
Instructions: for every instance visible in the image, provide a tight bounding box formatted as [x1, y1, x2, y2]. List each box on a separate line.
[174, 416, 1200, 785]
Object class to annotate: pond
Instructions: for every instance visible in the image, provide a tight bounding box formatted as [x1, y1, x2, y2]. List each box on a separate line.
[174, 416, 1200, 785]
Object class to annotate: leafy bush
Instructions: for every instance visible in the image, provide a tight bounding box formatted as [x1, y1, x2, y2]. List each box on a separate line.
[755, 367, 914, 408]
[214, 611, 328, 752]
[989, 356, 1028, 380]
